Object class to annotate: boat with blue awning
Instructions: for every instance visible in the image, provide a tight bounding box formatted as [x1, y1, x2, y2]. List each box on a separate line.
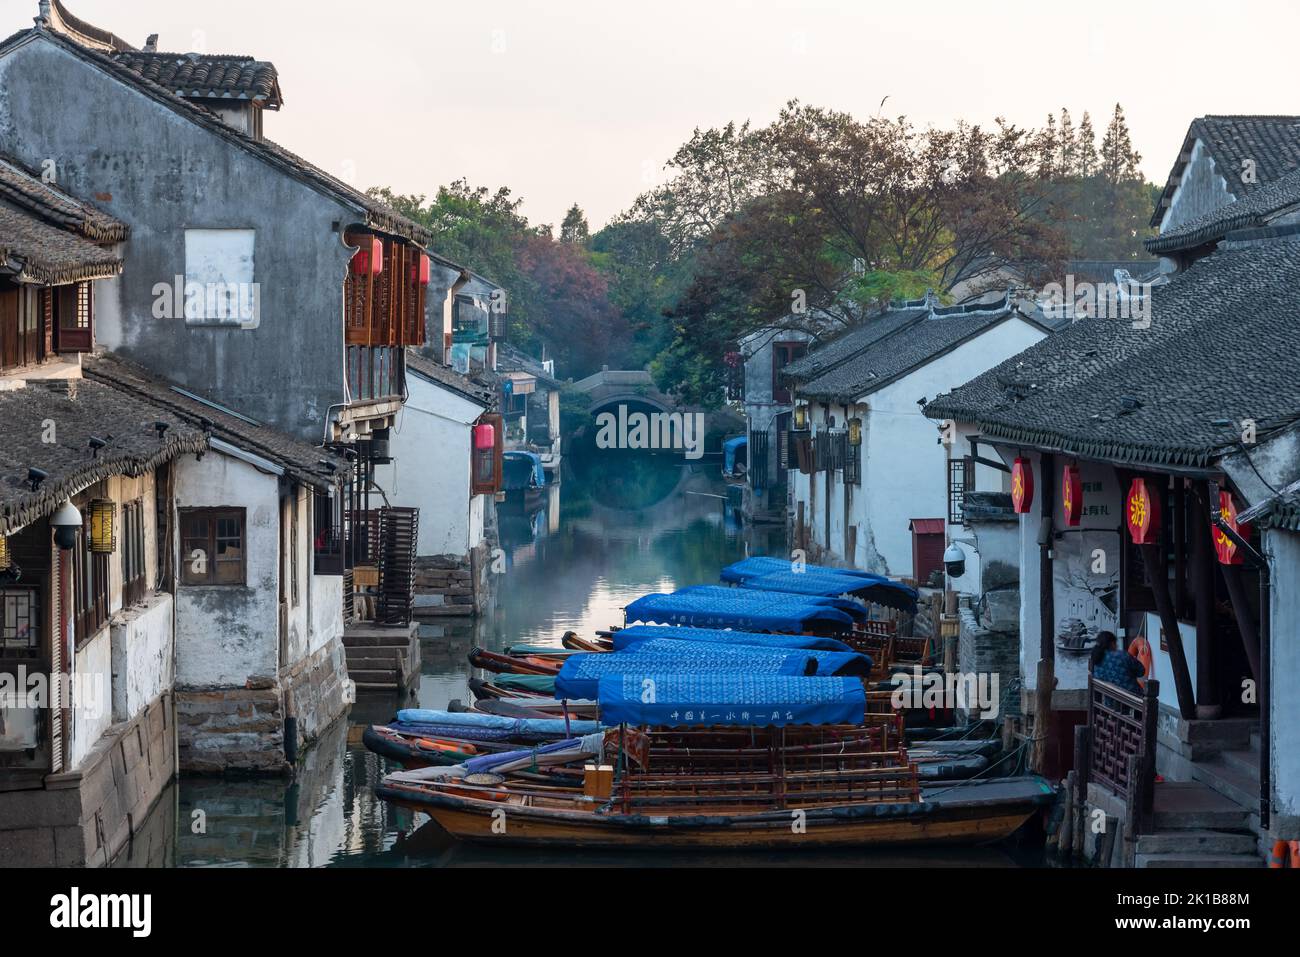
[375, 672, 1055, 849]
[624, 586, 865, 633]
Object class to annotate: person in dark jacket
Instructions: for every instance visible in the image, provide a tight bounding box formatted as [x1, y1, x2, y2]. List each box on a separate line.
[1089, 630, 1144, 694]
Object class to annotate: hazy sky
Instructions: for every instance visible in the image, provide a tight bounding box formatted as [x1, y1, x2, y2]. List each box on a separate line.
[20, 0, 1300, 229]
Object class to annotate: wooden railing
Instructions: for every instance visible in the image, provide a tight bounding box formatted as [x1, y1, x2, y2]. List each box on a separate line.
[1079, 675, 1159, 833]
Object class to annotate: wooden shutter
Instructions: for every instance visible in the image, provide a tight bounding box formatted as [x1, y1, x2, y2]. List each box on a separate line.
[471, 414, 505, 496]
[48, 546, 65, 773]
[375, 506, 419, 625]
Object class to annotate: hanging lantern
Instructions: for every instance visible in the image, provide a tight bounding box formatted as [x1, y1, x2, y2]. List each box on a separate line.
[473, 422, 496, 451]
[1011, 457, 1033, 514]
[0, 534, 9, 571]
[411, 253, 431, 286]
[794, 405, 807, 430]
[847, 418, 862, 446]
[1061, 464, 1083, 527]
[88, 499, 116, 553]
[350, 236, 383, 276]
[1214, 490, 1251, 565]
[1125, 477, 1161, 545]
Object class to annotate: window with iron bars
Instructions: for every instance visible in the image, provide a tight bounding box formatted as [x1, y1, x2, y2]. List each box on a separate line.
[844, 440, 861, 486]
[749, 429, 770, 491]
[948, 456, 975, 525]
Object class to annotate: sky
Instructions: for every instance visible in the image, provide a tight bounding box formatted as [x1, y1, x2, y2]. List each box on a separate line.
[16, 0, 1300, 230]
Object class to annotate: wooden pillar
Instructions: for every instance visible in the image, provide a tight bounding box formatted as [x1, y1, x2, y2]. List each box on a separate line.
[1031, 657, 1055, 775]
[1220, 564, 1261, 683]
[1139, 542, 1196, 719]
[1038, 452, 1056, 662]
[1191, 482, 1219, 716]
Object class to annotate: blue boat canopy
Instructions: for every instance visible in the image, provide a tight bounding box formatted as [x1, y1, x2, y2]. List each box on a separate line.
[596, 674, 867, 727]
[721, 556, 880, 583]
[502, 450, 545, 490]
[739, 570, 918, 613]
[555, 645, 826, 700]
[610, 625, 854, 653]
[624, 589, 858, 632]
[723, 435, 747, 475]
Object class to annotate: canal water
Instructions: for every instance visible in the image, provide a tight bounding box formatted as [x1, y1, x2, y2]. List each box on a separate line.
[122, 449, 1040, 867]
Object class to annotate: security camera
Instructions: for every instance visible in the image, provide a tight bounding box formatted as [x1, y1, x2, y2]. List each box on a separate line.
[943, 543, 966, 579]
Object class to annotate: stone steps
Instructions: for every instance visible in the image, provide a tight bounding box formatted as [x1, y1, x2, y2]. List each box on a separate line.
[1151, 781, 1251, 830]
[1136, 852, 1264, 868]
[1191, 754, 1260, 811]
[1135, 829, 1259, 856]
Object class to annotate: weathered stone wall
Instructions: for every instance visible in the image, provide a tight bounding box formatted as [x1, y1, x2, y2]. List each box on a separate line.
[176, 684, 286, 775]
[0, 691, 175, 867]
[412, 552, 483, 617]
[175, 635, 350, 774]
[957, 594, 1021, 722]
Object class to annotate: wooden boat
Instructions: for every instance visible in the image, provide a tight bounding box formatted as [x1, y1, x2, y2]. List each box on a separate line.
[469, 646, 562, 676]
[377, 775, 1053, 849]
[376, 676, 1054, 849]
[561, 631, 608, 652]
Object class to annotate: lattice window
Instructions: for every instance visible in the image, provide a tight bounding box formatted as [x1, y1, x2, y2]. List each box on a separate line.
[948, 456, 974, 524]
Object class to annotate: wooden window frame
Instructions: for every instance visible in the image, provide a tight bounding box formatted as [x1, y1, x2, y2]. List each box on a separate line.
[0, 586, 42, 659]
[122, 499, 147, 607]
[179, 508, 247, 587]
[948, 455, 975, 525]
[72, 522, 109, 648]
[471, 413, 504, 496]
[771, 341, 807, 404]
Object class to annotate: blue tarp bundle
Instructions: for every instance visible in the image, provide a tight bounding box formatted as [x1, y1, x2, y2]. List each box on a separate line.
[394, 708, 599, 737]
[463, 737, 585, 776]
[720, 556, 880, 583]
[624, 588, 858, 632]
[610, 625, 854, 653]
[597, 674, 867, 727]
[555, 645, 823, 700]
[723, 435, 747, 475]
[739, 570, 918, 613]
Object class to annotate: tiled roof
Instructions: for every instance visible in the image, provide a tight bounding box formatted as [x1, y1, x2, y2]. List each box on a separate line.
[0, 26, 433, 247]
[0, 154, 128, 243]
[0, 378, 206, 535]
[924, 238, 1300, 469]
[0, 203, 122, 285]
[792, 297, 1029, 403]
[495, 343, 561, 387]
[405, 350, 494, 407]
[1152, 115, 1300, 228]
[782, 302, 930, 382]
[82, 353, 346, 490]
[1147, 165, 1300, 253]
[112, 51, 282, 108]
[1239, 476, 1300, 532]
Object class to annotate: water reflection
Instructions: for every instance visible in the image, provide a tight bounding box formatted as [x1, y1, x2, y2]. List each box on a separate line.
[137, 452, 1027, 867]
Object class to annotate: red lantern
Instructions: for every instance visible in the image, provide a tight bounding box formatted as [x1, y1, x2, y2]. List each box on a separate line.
[473, 422, 495, 451]
[1125, 477, 1161, 545]
[1011, 457, 1033, 514]
[1214, 490, 1251, 565]
[412, 253, 430, 286]
[351, 236, 383, 276]
[1061, 464, 1083, 527]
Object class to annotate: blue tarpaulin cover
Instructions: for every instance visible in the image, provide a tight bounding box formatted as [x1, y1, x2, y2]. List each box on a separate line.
[555, 645, 822, 700]
[674, 585, 868, 620]
[622, 639, 869, 676]
[720, 556, 880, 583]
[624, 589, 858, 632]
[723, 435, 747, 475]
[596, 674, 867, 727]
[610, 625, 854, 653]
[739, 570, 918, 613]
[394, 708, 599, 737]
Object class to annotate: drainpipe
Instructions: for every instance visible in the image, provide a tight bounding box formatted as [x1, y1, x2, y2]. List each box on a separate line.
[1207, 481, 1271, 830]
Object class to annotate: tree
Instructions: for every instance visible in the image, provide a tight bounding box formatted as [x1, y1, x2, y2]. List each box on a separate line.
[632, 103, 1071, 405]
[1100, 104, 1142, 184]
[560, 204, 590, 246]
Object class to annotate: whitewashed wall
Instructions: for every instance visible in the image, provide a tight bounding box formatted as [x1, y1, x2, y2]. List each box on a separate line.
[1268, 530, 1300, 836]
[70, 629, 111, 770]
[173, 451, 280, 686]
[110, 592, 173, 723]
[379, 374, 485, 558]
